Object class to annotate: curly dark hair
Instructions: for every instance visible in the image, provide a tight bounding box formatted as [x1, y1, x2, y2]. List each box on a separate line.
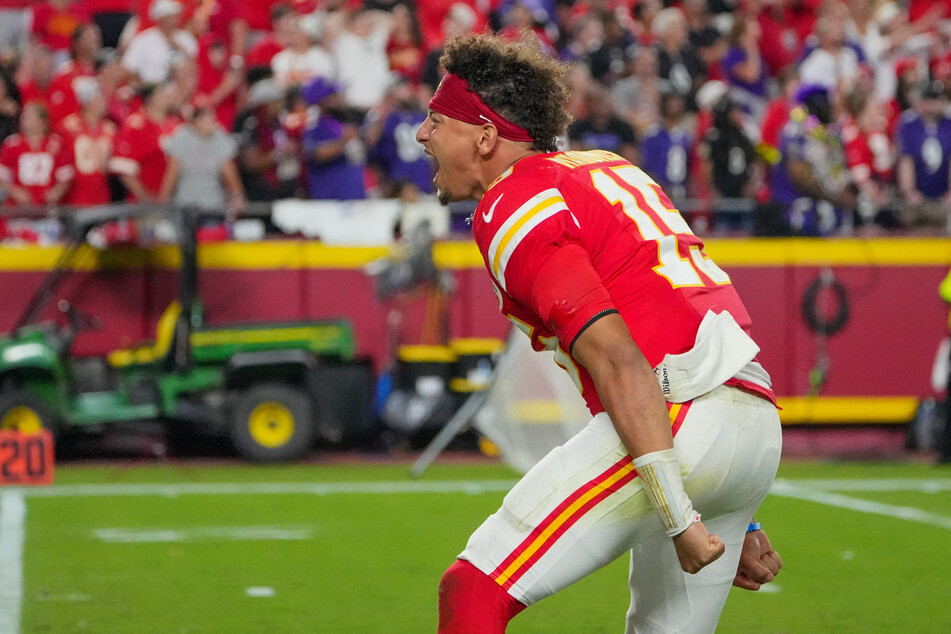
[440, 34, 572, 152]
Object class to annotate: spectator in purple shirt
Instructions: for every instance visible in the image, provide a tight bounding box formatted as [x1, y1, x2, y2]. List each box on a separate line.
[301, 75, 367, 201]
[770, 85, 857, 235]
[723, 14, 768, 117]
[365, 78, 434, 198]
[896, 79, 951, 231]
[640, 90, 692, 204]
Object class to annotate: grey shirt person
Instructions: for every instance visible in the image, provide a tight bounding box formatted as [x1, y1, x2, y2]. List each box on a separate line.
[163, 123, 239, 211]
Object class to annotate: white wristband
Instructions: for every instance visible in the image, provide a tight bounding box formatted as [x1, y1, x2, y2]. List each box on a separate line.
[632, 448, 700, 537]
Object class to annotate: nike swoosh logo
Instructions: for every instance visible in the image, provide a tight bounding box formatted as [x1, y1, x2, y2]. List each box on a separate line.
[482, 194, 503, 223]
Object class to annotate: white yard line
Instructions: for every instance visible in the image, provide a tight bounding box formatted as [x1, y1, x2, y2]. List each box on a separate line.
[0, 491, 25, 634]
[777, 478, 951, 493]
[11, 477, 951, 500]
[770, 479, 951, 530]
[93, 525, 313, 543]
[12, 479, 519, 499]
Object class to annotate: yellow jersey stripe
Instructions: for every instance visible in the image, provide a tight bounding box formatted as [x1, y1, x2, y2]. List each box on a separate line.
[491, 194, 564, 278]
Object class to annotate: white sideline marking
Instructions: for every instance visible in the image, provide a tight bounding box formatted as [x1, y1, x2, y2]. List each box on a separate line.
[0, 491, 26, 634]
[770, 480, 951, 530]
[93, 525, 313, 543]
[245, 587, 275, 598]
[36, 594, 91, 603]
[782, 479, 951, 493]
[13, 480, 519, 499]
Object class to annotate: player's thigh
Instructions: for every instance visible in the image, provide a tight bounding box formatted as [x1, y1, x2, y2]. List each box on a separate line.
[675, 386, 782, 518]
[623, 388, 781, 633]
[460, 413, 656, 606]
[625, 505, 753, 634]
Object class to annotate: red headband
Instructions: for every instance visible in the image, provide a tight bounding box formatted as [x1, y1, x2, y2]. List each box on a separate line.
[428, 73, 534, 143]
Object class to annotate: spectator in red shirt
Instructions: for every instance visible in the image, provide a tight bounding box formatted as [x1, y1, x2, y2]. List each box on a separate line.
[246, 3, 299, 71]
[96, 49, 139, 126]
[743, 0, 803, 77]
[0, 102, 73, 206]
[145, 0, 247, 67]
[242, 0, 291, 37]
[758, 66, 800, 167]
[17, 45, 58, 110]
[195, 33, 240, 131]
[57, 77, 117, 206]
[416, 0, 485, 51]
[842, 86, 894, 226]
[420, 2, 478, 94]
[30, 0, 92, 68]
[387, 3, 425, 84]
[108, 82, 179, 201]
[47, 23, 102, 126]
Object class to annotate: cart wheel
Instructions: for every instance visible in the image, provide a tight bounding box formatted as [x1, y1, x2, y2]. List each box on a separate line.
[0, 391, 58, 435]
[230, 384, 315, 462]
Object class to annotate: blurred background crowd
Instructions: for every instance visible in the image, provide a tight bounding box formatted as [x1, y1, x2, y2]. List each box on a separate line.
[0, 0, 950, 239]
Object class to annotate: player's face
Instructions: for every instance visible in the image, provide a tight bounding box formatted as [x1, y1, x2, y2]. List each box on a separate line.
[416, 111, 481, 205]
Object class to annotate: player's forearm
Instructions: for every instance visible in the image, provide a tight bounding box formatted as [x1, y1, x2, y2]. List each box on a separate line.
[571, 314, 673, 458]
[573, 313, 703, 539]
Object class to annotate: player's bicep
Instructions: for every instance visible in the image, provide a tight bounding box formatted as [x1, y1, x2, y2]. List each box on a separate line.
[528, 243, 617, 352]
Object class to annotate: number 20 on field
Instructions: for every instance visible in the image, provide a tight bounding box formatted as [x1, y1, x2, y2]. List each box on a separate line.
[0, 430, 54, 486]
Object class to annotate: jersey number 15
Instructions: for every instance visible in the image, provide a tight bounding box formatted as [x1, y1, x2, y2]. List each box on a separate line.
[591, 165, 730, 289]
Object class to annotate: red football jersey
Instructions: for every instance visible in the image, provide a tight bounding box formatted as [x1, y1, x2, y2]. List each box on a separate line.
[17, 80, 53, 109]
[30, 3, 91, 52]
[109, 110, 176, 199]
[47, 60, 96, 126]
[58, 113, 116, 206]
[0, 133, 74, 205]
[472, 150, 772, 416]
[842, 119, 894, 185]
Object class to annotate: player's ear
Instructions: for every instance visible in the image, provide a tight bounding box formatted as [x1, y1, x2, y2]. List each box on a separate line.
[476, 123, 500, 156]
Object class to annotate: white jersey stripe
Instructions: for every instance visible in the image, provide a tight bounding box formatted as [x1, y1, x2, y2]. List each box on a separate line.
[486, 188, 567, 290]
[496, 202, 568, 291]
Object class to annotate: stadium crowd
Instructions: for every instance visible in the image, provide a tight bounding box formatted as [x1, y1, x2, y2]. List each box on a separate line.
[0, 0, 950, 239]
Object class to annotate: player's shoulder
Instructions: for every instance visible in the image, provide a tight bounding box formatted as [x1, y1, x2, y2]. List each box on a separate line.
[481, 169, 564, 220]
[475, 169, 572, 245]
[528, 150, 628, 172]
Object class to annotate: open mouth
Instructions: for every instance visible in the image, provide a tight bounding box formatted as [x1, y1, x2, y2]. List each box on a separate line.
[425, 150, 439, 185]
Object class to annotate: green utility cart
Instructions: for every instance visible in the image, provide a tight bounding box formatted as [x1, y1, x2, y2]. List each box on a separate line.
[0, 205, 373, 461]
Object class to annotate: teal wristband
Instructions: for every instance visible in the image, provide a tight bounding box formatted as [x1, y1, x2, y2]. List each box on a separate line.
[746, 522, 762, 533]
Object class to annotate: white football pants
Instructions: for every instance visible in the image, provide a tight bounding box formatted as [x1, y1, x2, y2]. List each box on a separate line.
[459, 384, 783, 633]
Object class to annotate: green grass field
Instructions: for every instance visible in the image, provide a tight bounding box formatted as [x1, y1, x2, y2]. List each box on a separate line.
[4, 459, 951, 633]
